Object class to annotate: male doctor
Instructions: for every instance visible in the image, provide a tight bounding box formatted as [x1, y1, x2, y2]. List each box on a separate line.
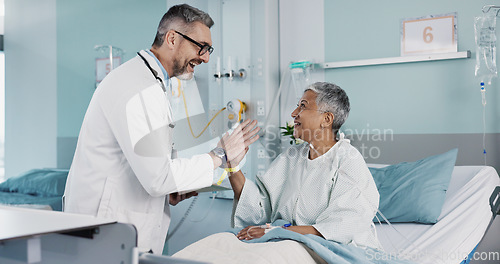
[63, 4, 260, 254]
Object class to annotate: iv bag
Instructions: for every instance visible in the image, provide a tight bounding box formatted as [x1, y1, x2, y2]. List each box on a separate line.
[474, 14, 497, 85]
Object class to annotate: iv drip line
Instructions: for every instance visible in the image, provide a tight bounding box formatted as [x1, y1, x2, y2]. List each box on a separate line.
[481, 83, 487, 165]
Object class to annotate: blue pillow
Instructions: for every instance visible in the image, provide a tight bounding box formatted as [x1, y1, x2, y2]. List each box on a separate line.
[0, 169, 69, 197]
[369, 149, 457, 224]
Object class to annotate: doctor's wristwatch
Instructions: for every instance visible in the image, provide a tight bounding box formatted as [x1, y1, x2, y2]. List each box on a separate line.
[211, 147, 227, 167]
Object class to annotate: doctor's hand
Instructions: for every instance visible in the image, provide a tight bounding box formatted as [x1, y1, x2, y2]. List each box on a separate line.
[219, 119, 260, 168]
[236, 225, 265, 240]
[169, 191, 198, 206]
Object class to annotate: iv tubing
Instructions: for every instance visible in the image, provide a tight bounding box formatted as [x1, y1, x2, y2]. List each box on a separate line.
[181, 89, 226, 138]
[480, 83, 487, 165]
[482, 92, 487, 165]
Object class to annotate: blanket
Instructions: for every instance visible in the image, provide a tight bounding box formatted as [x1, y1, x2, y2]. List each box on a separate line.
[229, 220, 414, 264]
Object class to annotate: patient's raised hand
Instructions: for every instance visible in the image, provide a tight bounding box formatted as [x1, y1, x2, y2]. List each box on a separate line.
[236, 225, 265, 240]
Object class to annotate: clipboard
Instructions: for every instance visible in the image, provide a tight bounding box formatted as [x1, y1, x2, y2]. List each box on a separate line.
[179, 184, 231, 195]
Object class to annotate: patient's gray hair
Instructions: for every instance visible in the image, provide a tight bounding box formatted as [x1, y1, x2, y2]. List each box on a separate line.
[152, 4, 214, 47]
[305, 82, 350, 132]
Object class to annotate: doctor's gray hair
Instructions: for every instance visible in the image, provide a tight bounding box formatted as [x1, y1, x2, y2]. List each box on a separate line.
[153, 4, 214, 47]
[305, 82, 350, 132]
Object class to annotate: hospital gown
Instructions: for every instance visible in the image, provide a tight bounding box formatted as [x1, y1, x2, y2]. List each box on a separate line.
[233, 134, 382, 250]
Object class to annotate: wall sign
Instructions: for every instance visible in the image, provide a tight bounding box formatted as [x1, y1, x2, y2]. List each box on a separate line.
[401, 13, 457, 56]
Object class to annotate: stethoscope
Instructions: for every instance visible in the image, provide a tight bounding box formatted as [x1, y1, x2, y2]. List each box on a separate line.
[137, 51, 175, 128]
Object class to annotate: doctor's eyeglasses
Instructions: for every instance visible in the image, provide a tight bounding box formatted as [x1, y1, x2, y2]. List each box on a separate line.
[175, 30, 214, 56]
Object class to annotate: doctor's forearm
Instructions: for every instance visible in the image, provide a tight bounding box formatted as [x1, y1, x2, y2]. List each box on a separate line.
[229, 170, 245, 200]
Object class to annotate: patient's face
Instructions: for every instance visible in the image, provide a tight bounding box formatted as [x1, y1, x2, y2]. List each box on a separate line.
[291, 90, 323, 142]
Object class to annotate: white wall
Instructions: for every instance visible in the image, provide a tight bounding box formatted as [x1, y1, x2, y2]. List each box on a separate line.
[278, 0, 325, 74]
[4, 0, 57, 178]
[278, 0, 325, 126]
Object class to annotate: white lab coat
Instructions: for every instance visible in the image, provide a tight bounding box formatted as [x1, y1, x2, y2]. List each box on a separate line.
[63, 50, 214, 254]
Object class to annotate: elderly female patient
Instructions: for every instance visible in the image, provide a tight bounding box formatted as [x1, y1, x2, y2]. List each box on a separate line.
[229, 82, 381, 250]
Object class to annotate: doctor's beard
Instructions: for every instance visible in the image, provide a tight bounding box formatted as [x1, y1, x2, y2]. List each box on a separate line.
[172, 58, 194, 80]
[176, 72, 193, 80]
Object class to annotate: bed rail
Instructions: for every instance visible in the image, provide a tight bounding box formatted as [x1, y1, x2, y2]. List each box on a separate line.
[473, 186, 500, 260]
[490, 186, 500, 217]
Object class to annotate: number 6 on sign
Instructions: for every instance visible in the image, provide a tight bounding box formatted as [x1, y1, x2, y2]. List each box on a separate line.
[423, 26, 433, 43]
[401, 13, 457, 56]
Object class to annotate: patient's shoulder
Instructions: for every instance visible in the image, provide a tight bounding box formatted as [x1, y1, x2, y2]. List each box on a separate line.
[336, 140, 364, 162]
[335, 141, 372, 177]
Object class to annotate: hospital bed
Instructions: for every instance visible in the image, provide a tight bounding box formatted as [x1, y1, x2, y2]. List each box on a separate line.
[372, 165, 500, 264]
[172, 164, 500, 264]
[0, 169, 68, 211]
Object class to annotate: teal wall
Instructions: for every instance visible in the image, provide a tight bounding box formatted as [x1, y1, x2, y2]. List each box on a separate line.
[324, 0, 500, 135]
[57, 0, 166, 137]
[5, 0, 58, 177]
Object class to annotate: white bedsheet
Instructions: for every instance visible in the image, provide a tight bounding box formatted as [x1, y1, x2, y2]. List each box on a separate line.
[172, 166, 499, 264]
[173, 232, 325, 264]
[374, 166, 500, 264]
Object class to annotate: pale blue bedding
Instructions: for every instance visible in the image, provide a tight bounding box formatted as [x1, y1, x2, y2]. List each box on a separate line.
[230, 220, 414, 264]
[0, 168, 68, 211]
[0, 191, 63, 211]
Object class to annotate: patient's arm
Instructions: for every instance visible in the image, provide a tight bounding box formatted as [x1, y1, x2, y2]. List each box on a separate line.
[286, 226, 323, 237]
[228, 170, 246, 200]
[236, 225, 323, 240]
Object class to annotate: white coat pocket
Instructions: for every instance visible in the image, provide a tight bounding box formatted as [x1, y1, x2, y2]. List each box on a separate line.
[116, 207, 162, 251]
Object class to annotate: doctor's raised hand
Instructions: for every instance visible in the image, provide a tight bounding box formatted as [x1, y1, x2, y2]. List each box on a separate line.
[171, 120, 259, 206]
[215, 119, 260, 169]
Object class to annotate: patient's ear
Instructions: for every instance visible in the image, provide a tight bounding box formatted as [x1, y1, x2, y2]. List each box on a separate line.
[322, 112, 334, 128]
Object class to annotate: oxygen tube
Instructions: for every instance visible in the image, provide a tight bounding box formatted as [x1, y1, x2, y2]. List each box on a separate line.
[169, 77, 226, 139]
